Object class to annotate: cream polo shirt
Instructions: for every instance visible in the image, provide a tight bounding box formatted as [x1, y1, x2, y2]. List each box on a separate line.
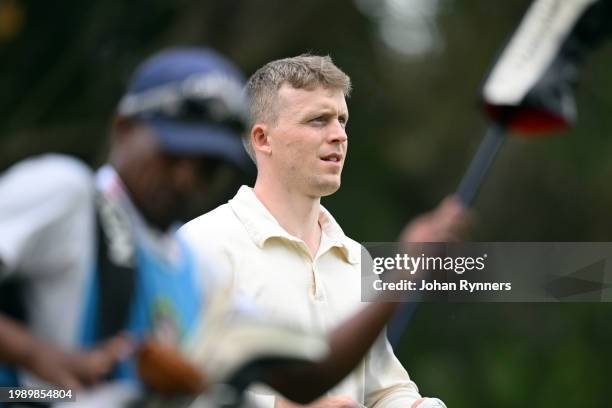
[180, 186, 421, 408]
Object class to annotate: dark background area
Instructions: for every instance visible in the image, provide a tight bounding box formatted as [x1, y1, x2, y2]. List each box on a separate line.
[1, 0, 611, 406]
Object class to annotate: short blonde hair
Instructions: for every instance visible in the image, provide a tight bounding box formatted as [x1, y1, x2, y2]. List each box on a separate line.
[244, 54, 351, 160]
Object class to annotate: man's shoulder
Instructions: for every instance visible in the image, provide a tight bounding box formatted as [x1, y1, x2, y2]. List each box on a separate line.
[4, 153, 92, 183]
[180, 203, 246, 244]
[179, 202, 253, 272]
[1, 154, 95, 206]
[183, 203, 235, 230]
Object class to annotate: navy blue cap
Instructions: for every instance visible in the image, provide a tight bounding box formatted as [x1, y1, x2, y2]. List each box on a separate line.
[118, 47, 252, 171]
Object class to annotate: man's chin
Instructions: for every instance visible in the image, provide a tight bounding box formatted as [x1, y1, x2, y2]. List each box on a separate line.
[314, 179, 341, 197]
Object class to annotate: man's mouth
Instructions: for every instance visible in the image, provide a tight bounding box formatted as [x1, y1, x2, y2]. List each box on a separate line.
[320, 153, 342, 162]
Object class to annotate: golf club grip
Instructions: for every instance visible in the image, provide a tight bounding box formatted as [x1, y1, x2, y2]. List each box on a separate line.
[456, 123, 507, 206]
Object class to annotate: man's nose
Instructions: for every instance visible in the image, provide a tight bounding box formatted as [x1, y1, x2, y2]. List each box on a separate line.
[328, 120, 348, 143]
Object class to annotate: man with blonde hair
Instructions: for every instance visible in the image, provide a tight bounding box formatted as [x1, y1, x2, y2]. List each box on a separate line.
[182, 54, 468, 408]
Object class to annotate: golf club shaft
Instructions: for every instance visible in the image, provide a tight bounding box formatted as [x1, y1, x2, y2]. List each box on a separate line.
[456, 123, 507, 206]
[388, 124, 506, 350]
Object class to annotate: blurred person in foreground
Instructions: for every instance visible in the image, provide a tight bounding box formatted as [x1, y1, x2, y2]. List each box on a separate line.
[181, 54, 469, 408]
[0, 47, 254, 395]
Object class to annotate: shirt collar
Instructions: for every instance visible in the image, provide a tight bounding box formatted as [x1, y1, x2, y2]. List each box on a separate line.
[228, 186, 359, 264]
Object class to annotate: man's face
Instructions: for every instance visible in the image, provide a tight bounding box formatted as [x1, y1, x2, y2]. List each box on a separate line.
[264, 84, 349, 198]
[114, 124, 215, 230]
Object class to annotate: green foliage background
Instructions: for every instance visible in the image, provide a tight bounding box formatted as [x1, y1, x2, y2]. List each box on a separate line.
[1, 1, 612, 406]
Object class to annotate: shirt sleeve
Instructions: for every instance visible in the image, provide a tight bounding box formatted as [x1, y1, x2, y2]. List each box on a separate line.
[364, 332, 423, 408]
[0, 155, 94, 279]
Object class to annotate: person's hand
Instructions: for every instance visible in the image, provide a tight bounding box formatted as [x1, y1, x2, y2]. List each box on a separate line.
[24, 334, 133, 389]
[411, 397, 447, 408]
[400, 196, 472, 243]
[276, 396, 361, 408]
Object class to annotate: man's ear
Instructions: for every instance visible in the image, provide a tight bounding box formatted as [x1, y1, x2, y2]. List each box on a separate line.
[251, 123, 272, 156]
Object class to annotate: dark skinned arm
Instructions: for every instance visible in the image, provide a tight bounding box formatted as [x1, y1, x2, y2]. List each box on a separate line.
[0, 314, 133, 389]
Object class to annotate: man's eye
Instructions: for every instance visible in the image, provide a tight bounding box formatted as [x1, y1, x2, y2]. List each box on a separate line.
[310, 116, 327, 124]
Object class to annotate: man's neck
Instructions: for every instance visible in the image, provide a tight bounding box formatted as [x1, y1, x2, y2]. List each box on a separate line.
[253, 179, 322, 258]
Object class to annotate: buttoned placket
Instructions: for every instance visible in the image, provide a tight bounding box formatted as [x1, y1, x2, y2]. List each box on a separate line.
[311, 230, 342, 302]
[287, 238, 326, 302]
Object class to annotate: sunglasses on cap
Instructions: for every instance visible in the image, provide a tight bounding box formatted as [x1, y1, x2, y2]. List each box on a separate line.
[117, 72, 248, 134]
